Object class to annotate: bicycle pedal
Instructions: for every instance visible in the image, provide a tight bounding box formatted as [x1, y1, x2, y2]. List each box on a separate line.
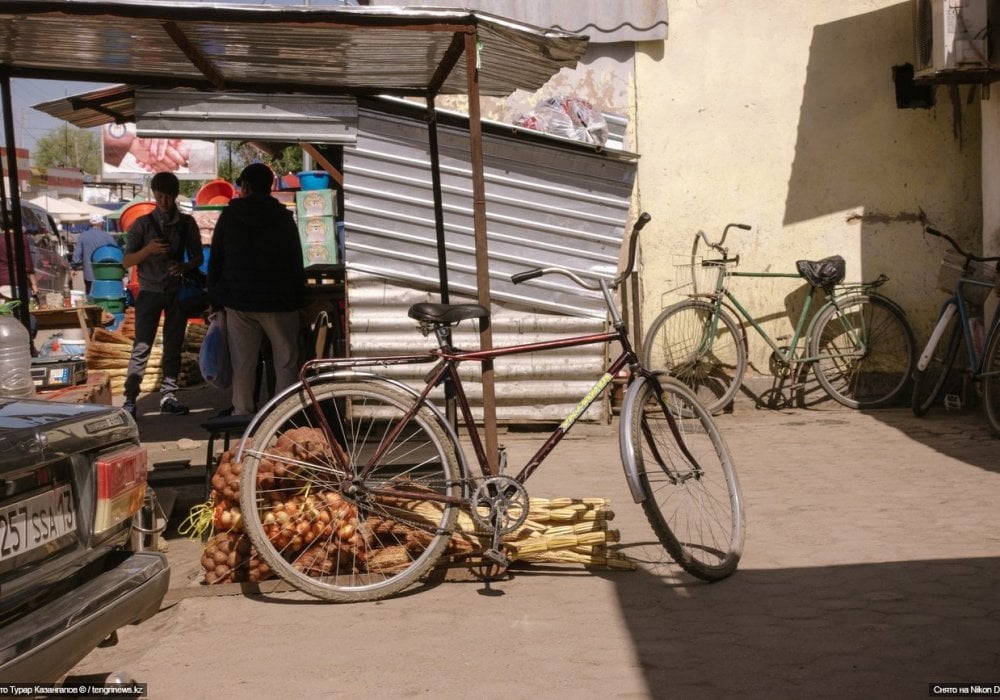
[483, 548, 511, 567]
[943, 394, 962, 411]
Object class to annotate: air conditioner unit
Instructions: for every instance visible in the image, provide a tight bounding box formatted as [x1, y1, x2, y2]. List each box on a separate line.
[913, 0, 989, 78]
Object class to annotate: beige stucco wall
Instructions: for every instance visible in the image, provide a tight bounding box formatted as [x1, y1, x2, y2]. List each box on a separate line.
[982, 98, 1000, 257]
[634, 0, 983, 369]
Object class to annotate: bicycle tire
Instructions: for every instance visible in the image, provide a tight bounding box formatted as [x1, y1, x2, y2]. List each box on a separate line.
[642, 299, 747, 415]
[810, 294, 916, 409]
[911, 307, 962, 417]
[622, 375, 744, 581]
[981, 324, 1000, 436]
[238, 378, 461, 602]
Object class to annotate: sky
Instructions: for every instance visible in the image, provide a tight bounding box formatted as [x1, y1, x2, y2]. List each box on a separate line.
[3, 0, 364, 159]
[7, 79, 110, 157]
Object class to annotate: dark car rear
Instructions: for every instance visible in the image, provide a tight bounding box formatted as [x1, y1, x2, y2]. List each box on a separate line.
[0, 399, 169, 683]
[2, 200, 71, 296]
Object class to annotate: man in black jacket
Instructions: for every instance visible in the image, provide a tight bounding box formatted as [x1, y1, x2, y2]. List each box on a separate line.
[208, 163, 306, 415]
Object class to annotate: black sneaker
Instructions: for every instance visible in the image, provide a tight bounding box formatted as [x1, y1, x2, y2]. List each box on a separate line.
[160, 397, 190, 415]
[122, 400, 137, 419]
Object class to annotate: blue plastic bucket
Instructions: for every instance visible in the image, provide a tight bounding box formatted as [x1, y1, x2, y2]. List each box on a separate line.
[92, 244, 124, 263]
[297, 170, 331, 191]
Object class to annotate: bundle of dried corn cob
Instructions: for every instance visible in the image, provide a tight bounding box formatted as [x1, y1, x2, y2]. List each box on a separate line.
[446, 497, 634, 570]
[86, 326, 204, 395]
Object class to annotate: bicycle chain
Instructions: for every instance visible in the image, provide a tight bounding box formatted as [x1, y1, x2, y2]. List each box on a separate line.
[357, 475, 509, 539]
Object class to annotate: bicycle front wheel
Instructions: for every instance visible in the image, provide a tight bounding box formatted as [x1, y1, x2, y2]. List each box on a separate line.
[621, 376, 744, 581]
[642, 300, 747, 415]
[238, 379, 461, 602]
[911, 307, 962, 416]
[810, 294, 916, 408]
[981, 325, 1000, 436]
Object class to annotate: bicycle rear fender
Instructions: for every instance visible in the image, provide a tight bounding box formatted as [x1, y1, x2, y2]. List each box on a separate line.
[804, 291, 909, 342]
[234, 372, 470, 479]
[618, 374, 654, 504]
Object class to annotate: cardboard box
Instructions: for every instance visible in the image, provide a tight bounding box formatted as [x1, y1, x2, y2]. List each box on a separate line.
[297, 216, 339, 266]
[296, 189, 337, 218]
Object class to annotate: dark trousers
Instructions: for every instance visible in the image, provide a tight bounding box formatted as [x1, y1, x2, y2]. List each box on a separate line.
[124, 289, 187, 402]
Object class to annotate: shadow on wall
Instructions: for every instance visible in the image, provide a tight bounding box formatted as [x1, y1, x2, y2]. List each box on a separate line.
[786, 2, 981, 335]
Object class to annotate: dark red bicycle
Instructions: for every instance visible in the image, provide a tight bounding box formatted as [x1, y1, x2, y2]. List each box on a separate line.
[235, 213, 745, 602]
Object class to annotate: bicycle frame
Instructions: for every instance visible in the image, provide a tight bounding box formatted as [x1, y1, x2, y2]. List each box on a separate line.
[921, 275, 1000, 381]
[291, 280, 689, 507]
[695, 264, 870, 367]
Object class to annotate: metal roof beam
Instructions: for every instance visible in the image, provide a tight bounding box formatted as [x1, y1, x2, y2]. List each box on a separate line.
[427, 32, 470, 97]
[160, 20, 226, 91]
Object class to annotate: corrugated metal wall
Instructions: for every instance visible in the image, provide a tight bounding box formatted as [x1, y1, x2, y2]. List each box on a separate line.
[344, 101, 637, 319]
[348, 273, 613, 423]
[342, 101, 637, 423]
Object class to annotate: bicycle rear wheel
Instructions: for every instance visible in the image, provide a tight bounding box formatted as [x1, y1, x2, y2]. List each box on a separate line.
[810, 294, 916, 408]
[642, 299, 747, 415]
[238, 379, 461, 602]
[981, 325, 1000, 436]
[621, 376, 744, 581]
[911, 307, 962, 416]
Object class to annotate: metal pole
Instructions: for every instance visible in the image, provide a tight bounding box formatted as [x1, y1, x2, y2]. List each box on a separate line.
[0, 74, 32, 330]
[464, 32, 499, 475]
[426, 96, 449, 305]
[425, 95, 457, 427]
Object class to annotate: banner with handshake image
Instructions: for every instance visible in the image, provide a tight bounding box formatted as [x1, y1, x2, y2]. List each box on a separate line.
[102, 123, 217, 179]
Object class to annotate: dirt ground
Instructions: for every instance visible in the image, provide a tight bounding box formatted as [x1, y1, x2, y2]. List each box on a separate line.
[63, 387, 1000, 699]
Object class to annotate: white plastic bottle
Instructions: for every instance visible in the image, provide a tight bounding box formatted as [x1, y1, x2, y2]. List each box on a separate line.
[0, 302, 36, 398]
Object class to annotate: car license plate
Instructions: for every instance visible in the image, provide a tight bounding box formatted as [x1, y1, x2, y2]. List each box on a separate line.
[0, 485, 76, 561]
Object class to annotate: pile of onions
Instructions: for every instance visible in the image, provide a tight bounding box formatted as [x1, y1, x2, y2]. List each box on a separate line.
[262, 490, 365, 554]
[201, 531, 272, 584]
[209, 449, 242, 503]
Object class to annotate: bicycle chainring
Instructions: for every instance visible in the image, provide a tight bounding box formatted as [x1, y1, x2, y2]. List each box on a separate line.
[470, 476, 529, 535]
[769, 347, 794, 378]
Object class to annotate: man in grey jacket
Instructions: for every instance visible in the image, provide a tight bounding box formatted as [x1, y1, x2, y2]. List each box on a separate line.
[208, 162, 305, 415]
[122, 172, 202, 418]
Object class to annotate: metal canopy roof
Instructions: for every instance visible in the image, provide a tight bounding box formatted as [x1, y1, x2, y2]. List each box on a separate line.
[0, 1, 590, 471]
[0, 1, 587, 98]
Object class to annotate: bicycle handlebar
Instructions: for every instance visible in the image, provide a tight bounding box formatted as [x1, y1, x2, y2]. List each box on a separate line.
[510, 211, 651, 291]
[696, 222, 752, 256]
[924, 226, 1000, 264]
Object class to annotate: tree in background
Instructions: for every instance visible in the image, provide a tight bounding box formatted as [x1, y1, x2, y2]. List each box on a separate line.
[218, 140, 303, 184]
[34, 124, 101, 174]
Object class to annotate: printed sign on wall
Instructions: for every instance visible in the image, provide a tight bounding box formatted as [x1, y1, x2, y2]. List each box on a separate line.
[102, 123, 217, 179]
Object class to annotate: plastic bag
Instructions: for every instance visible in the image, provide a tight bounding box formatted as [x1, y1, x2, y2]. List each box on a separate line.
[199, 309, 231, 389]
[515, 96, 609, 146]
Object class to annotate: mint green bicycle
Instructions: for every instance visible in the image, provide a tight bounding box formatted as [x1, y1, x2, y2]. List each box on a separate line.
[642, 224, 917, 413]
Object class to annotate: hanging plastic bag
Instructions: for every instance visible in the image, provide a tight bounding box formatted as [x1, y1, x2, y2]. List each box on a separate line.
[199, 309, 231, 389]
[515, 96, 609, 146]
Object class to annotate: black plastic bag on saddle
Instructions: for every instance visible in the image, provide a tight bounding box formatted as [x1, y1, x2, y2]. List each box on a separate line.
[796, 255, 845, 292]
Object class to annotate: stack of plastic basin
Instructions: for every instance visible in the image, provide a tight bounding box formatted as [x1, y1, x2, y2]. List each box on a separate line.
[89, 244, 127, 328]
[195, 179, 236, 207]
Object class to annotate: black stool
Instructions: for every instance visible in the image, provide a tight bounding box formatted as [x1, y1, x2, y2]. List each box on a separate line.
[200, 414, 253, 501]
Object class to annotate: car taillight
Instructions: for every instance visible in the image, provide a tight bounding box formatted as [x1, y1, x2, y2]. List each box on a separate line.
[94, 445, 148, 534]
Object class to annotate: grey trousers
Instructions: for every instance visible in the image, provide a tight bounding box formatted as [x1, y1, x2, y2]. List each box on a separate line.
[225, 308, 300, 415]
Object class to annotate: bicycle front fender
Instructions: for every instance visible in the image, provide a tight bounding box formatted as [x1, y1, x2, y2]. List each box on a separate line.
[618, 374, 654, 504]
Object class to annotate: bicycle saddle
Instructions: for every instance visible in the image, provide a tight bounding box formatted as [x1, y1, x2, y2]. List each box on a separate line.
[408, 303, 490, 325]
[795, 255, 845, 290]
